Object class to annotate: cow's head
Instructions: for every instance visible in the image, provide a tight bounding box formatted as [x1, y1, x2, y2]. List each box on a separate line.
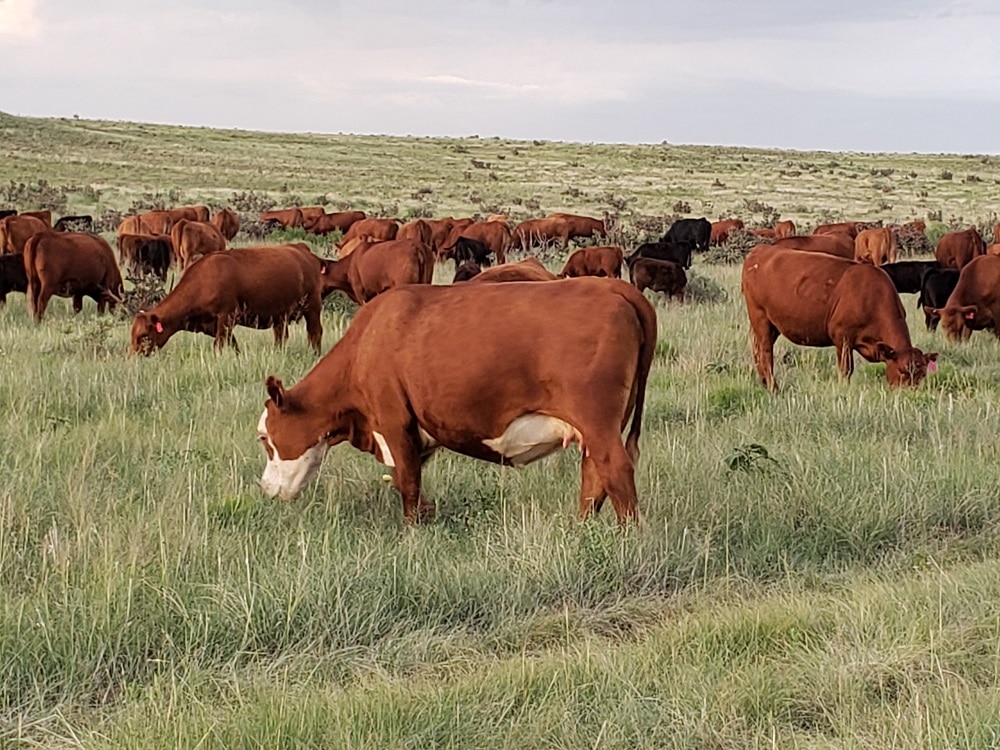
[258, 376, 330, 500]
[130, 311, 168, 354]
[876, 343, 939, 387]
[925, 304, 977, 341]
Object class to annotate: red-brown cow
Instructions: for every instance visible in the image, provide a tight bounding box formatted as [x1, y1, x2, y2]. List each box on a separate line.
[935, 228, 986, 270]
[774, 220, 796, 238]
[510, 217, 570, 252]
[466, 257, 558, 283]
[813, 221, 859, 238]
[165, 205, 210, 223]
[550, 213, 607, 242]
[118, 233, 173, 278]
[260, 208, 304, 229]
[710, 219, 744, 245]
[131, 245, 324, 354]
[0, 215, 48, 254]
[321, 238, 434, 303]
[118, 215, 144, 238]
[171, 219, 227, 270]
[212, 208, 240, 241]
[772, 233, 855, 259]
[20, 210, 52, 227]
[256, 278, 656, 526]
[924, 254, 1000, 342]
[24, 231, 123, 321]
[339, 218, 399, 247]
[139, 210, 174, 236]
[742, 244, 936, 389]
[629, 258, 686, 301]
[297, 207, 326, 226]
[854, 227, 897, 266]
[560, 246, 623, 278]
[750, 228, 777, 240]
[305, 211, 366, 236]
[397, 219, 434, 246]
[442, 221, 510, 263]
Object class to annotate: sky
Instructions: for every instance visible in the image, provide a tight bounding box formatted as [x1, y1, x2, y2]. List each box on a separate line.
[1, 0, 999, 153]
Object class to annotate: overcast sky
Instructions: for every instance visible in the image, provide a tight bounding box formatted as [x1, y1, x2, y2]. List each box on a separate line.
[2, 0, 999, 153]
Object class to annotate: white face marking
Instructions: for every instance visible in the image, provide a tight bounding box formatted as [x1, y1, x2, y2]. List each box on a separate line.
[372, 431, 395, 467]
[483, 413, 582, 467]
[258, 408, 329, 500]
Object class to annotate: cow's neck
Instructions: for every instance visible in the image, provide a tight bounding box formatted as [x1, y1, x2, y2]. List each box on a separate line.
[289, 347, 374, 453]
[323, 255, 356, 302]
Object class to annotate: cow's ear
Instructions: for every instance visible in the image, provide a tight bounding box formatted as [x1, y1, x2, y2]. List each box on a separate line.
[958, 304, 977, 321]
[875, 342, 896, 361]
[927, 352, 939, 362]
[266, 375, 285, 408]
[923, 306, 942, 321]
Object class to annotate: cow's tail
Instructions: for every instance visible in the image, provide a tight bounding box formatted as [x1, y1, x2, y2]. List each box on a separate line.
[622, 283, 658, 462]
[417, 243, 434, 284]
[23, 233, 40, 318]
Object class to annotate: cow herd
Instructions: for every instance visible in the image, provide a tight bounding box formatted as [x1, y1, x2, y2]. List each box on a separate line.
[1, 201, 999, 524]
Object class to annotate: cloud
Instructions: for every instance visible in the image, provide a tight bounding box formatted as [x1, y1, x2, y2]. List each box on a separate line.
[0, 0, 40, 38]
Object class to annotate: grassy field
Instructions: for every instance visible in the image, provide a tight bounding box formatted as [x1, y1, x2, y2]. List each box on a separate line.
[3, 113, 1000, 748]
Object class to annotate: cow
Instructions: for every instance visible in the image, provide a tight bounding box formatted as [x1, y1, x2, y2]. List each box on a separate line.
[320, 238, 434, 304]
[118, 215, 144, 237]
[509, 216, 570, 252]
[774, 220, 796, 238]
[879, 260, 940, 295]
[625, 240, 694, 270]
[296, 207, 326, 226]
[118, 233, 172, 280]
[424, 218, 460, 256]
[917, 268, 960, 331]
[53, 215, 94, 233]
[171, 219, 227, 270]
[397, 219, 434, 246]
[24, 231, 123, 322]
[453, 261, 482, 282]
[750, 228, 778, 239]
[629, 258, 686, 301]
[486, 214, 508, 223]
[662, 218, 711, 253]
[339, 217, 399, 247]
[305, 210, 366, 236]
[20, 210, 52, 227]
[338, 235, 377, 260]
[710, 219, 744, 245]
[741, 244, 936, 390]
[256, 277, 657, 526]
[211, 209, 240, 241]
[139, 210, 174, 236]
[130, 245, 324, 354]
[165, 205, 210, 223]
[560, 246, 623, 279]
[260, 208, 304, 229]
[854, 227, 897, 266]
[550, 213, 607, 242]
[0, 253, 28, 305]
[0, 214, 48, 255]
[467, 257, 558, 283]
[813, 221, 859, 238]
[449, 237, 493, 270]
[924, 255, 1000, 342]
[442, 221, 510, 263]
[993, 222, 1000, 245]
[935, 228, 986, 270]
[772, 233, 855, 259]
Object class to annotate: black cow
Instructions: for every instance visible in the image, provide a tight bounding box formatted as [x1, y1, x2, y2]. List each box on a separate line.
[626, 239, 695, 270]
[918, 268, 960, 331]
[54, 214, 94, 233]
[451, 236, 493, 271]
[134, 237, 172, 280]
[453, 261, 482, 283]
[662, 218, 711, 253]
[880, 260, 941, 295]
[629, 258, 686, 301]
[0, 210, 16, 221]
[0, 253, 28, 305]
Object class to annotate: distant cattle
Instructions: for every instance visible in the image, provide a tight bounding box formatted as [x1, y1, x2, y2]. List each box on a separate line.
[710, 219, 744, 245]
[297, 207, 326, 226]
[0, 214, 49, 254]
[560, 246, 623, 278]
[339, 217, 399, 247]
[486, 214, 508, 223]
[0, 253, 28, 305]
[449, 237, 493, 270]
[211, 209, 240, 241]
[164, 205, 210, 223]
[321, 238, 434, 303]
[118, 215, 144, 237]
[397, 219, 434, 246]
[306, 210, 366, 236]
[24, 231, 123, 321]
[924, 254, 1000, 342]
[467, 257, 558, 283]
[879, 260, 940, 295]
[772, 233, 855, 259]
[742, 244, 936, 389]
[509, 216, 570, 252]
[118, 233, 172, 280]
[629, 258, 686, 301]
[139, 210, 174, 236]
[625, 240, 694, 270]
[171, 219, 227, 270]
[774, 220, 796, 238]
[750, 228, 777, 239]
[443, 221, 510, 263]
[260, 208, 304, 229]
[935, 228, 986, 270]
[662, 218, 711, 253]
[53, 215, 94, 233]
[854, 227, 896, 266]
[813, 221, 859, 238]
[550, 213, 607, 242]
[917, 268, 960, 331]
[424, 218, 461, 256]
[131, 244, 324, 354]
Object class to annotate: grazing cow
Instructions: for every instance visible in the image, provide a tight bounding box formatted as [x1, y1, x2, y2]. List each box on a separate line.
[924, 255, 1000, 341]
[211, 209, 240, 241]
[0, 215, 48, 255]
[21, 210, 52, 227]
[320, 238, 434, 304]
[774, 220, 796, 238]
[339, 217, 399, 247]
[256, 277, 657, 526]
[260, 208, 304, 229]
[443, 221, 510, 263]
[53, 215, 94, 233]
[171, 219, 227, 270]
[917, 268, 960, 331]
[813, 221, 859, 238]
[397, 219, 434, 246]
[750, 228, 778, 239]
[467, 257, 558, 283]
[164, 205, 210, 223]
[625, 240, 694, 270]
[0, 210, 15, 221]
[560, 246, 623, 279]
[550, 213, 607, 242]
[0, 253, 28, 305]
[510, 216, 570, 252]
[772, 233, 855, 259]
[879, 260, 940, 295]
[629, 258, 686, 301]
[24, 231, 123, 321]
[131, 245, 324, 354]
[662, 218, 711, 253]
[854, 227, 897, 266]
[453, 261, 482, 282]
[118, 233, 172, 280]
[306, 210, 366, 236]
[935, 228, 986, 270]
[139, 210, 174, 236]
[450, 237, 493, 270]
[742, 244, 936, 389]
[424, 218, 459, 256]
[118, 215, 144, 237]
[297, 207, 326, 226]
[710, 219, 744, 245]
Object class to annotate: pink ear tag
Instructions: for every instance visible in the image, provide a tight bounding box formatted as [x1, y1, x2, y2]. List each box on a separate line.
[965, 312, 975, 320]
[155, 322, 164, 333]
[927, 360, 938, 374]
[321, 265, 327, 274]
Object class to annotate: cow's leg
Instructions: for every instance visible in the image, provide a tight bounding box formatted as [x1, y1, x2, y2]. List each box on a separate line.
[272, 319, 288, 348]
[34, 287, 53, 322]
[96, 292, 107, 314]
[577, 452, 608, 520]
[214, 315, 239, 352]
[586, 437, 638, 526]
[304, 302, 323, 354]
[386, 434, 425, 525]
[747, 312, 779, 390]
[72, 294, 83, 314]
[835, 339, 855, 380]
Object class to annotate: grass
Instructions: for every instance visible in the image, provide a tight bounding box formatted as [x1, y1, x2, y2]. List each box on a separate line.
[3, 113, 1000, 747]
